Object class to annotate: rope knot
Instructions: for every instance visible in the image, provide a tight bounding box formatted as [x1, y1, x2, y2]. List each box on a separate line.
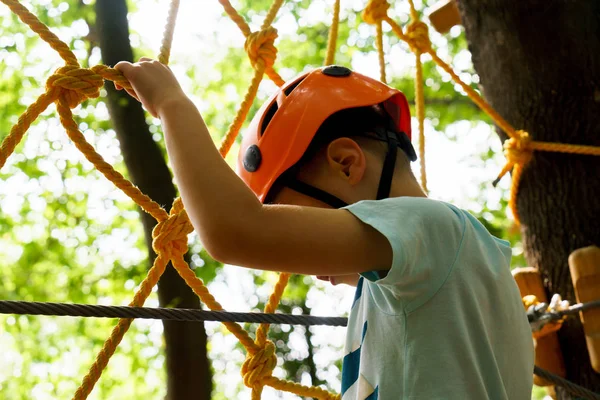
[46, 65, 104, 108]
[152, 198, 193, 257]
[406, 20, 431, 53]
[245, 27, 278, 70]
[241, 340, 277, 389]
[504, 130, 533, 167]
[362, 0, 389, 24]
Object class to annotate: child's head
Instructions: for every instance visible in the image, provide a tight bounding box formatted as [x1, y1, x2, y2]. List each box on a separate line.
[237, 66, 422, 208]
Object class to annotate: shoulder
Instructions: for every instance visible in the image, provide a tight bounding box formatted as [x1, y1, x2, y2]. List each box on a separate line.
[344, 197, 469, 300]
[345, 196, 466, 236]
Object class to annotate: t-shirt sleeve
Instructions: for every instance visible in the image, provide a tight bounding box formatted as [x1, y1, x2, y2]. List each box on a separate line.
[344, 197, 466, 310]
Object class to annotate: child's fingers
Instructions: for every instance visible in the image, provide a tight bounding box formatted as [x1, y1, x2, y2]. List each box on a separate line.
[114, 61, 133, 73]
[139, 56, 154, 62]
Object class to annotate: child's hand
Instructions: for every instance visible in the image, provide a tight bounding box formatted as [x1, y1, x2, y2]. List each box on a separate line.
[114, 57, 186, 118]
[317, 274, 360, 287]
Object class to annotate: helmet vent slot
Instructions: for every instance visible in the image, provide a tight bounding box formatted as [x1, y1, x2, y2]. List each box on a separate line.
[260, 102, 279, 137]
[259, 78, 304, 136]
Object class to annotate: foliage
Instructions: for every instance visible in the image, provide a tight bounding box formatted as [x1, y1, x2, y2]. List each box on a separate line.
[0, 0, 541, 399]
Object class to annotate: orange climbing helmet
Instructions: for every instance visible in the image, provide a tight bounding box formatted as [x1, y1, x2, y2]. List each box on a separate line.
[237, 65, 416, 207]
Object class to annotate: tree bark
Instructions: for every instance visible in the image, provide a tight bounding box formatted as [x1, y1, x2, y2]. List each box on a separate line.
[457, 0, 600, 397]
[95, 1, 212, 398]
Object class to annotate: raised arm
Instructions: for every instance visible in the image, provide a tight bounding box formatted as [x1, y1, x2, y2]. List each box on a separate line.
[115, 59, 391, 276]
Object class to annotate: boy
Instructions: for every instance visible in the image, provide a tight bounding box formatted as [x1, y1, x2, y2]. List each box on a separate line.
[115, 60, 534, 399]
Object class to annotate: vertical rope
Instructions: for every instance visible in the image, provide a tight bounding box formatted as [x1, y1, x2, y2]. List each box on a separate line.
[324, 0, 341, 65]
[406, 0, 419, 21]
[158, 0, 181, 65]
[376, 21, 387, 83]
[415, 50, 427, 192]
[405, 0, 427, 192]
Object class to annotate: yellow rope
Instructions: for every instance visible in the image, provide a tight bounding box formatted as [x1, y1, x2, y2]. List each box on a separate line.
[158, 0, 181, 65]
[2, 0, 78, 65]
[1, 0, 342, 398]
[7, 0, 599, 398]
[375, 22, 387, 83]
[217, 0, 285, 86]
[405, 3, 428, 192]
[414, 53, 427, 192]
[493, 131, 600, 224]
[363, 0, 389, 83]
[214, 2, 344, 396]
[0, 91, 55, 169]
[325, 0, 341, 65]
[370, 1, 600, 224]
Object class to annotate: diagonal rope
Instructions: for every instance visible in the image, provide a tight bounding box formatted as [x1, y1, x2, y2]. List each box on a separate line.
[372, 1, 600, 224]
[7, 1, 597, 399]
[534, 366, 600, 400]
[217, 0, 285, 86]
[1, 0, 341, 398]
[2, 0, 78, 65]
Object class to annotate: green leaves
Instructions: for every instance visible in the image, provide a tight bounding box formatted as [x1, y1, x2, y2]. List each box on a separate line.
[0, 0, 526, 398]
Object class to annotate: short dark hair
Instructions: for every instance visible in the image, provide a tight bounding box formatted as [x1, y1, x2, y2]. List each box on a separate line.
[302, 104, 393, 164]
[265, 104, 394, 203]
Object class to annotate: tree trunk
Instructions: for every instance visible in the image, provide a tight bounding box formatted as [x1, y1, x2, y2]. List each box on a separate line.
[457, 0, 600, 397]
[95, 1, 213, 398]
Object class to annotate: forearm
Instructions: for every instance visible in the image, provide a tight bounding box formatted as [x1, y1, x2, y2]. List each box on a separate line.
[115, 59, 392, 277]
[158, 97, 262, 249]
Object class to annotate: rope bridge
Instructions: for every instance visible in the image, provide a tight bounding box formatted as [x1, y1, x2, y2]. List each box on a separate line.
[1, 0, 600, 399]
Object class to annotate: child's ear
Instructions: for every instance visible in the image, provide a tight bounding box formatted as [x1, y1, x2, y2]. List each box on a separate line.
[326, 138, 366, 185]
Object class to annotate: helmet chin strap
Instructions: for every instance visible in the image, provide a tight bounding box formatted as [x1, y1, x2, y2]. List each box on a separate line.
[283, 130, 403, 208]
[285, 179, 349, 208]
[375, 130, 399, 201]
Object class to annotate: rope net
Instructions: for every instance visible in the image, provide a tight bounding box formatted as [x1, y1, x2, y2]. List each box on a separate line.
[1, 0, 599, 398]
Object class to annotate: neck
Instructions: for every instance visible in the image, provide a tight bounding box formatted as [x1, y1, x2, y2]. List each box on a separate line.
[388, 172, 428, 198]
